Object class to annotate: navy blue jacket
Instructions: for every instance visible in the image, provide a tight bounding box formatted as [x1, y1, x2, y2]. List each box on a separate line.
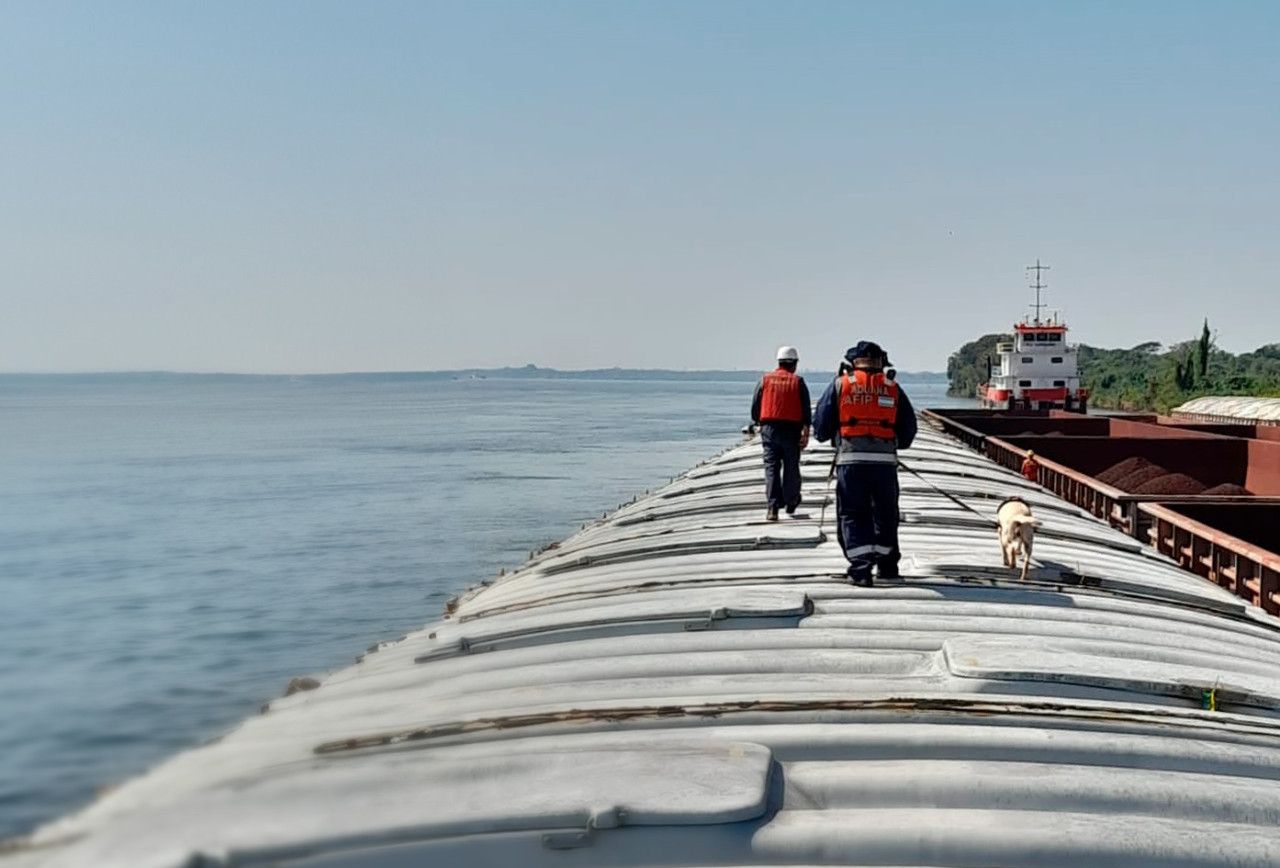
[813, 375, 917, 449]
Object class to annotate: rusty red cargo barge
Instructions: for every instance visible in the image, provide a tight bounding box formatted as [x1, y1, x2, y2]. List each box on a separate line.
[926, 407, 1280, 615]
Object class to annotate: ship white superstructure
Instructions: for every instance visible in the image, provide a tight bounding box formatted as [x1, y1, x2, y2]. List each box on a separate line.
[979, 262, 1089, 411]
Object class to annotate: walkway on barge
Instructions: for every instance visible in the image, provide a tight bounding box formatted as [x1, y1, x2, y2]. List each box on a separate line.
[10, 426, 1280, 867]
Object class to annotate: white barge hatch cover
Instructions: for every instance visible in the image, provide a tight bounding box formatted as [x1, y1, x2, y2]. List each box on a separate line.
[10, 426, 1280, 867]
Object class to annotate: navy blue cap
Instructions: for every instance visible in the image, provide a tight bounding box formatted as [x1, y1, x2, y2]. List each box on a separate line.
[845, 341, 891, 365]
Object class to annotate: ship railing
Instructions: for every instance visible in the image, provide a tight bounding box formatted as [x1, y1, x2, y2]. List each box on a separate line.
[995, 342, 1014, 354]
[924, 406, 1276, 529]
[1139, 502, 1280, 616]
[1174, 411, 1280, 428]
[978, 433, 1275, 538]
[925, 409, 1280, 615]
[981, 435, 1134, 530]
[924, 410, 989, 453]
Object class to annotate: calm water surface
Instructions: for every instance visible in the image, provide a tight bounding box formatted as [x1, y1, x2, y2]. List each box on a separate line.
[0, 375, 964, 837]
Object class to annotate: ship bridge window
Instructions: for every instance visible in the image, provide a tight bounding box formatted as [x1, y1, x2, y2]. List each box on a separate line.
[1034, 333, 1049, 342]
[1052, 356, 1064, 364]
[1019, 379, 1032, 387]
[1048, 333, 1062, 342]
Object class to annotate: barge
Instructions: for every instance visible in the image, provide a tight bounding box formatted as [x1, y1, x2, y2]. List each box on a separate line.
[926, 407, 1280, 616]
[1172, 396, 1280, 427]
[8, 423, 1280, 867]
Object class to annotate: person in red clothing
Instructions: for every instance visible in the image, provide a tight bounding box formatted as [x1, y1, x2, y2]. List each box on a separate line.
[1021, 450, 1040, 483]
[751, 346, 812, 521]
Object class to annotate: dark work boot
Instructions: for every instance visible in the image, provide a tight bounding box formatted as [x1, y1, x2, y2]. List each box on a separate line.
[766, 506, 779, 522]
[845, 566, 874, 587]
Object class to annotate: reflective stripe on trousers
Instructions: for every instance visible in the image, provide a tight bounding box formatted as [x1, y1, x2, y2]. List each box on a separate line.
[843, 543, 895, 558]
[836, 452, 898, 464]
[835, 463, 900, 578]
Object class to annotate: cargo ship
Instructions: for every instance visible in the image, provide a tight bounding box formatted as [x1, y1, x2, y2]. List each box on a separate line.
[978, 262, 1090, 412]
[7, 417, 1280, 867]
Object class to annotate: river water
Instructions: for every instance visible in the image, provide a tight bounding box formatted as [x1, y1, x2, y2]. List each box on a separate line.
[0, 374, 967, 837]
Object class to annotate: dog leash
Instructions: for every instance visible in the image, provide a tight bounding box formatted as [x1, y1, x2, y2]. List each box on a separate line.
[896, 457, 998, 527]
[818, 454, 996, 535]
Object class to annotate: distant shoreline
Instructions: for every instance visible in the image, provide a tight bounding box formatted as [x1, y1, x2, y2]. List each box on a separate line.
[0, 367, 949, 384]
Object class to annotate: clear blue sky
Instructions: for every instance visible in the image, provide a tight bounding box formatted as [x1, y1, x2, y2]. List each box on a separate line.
[3, 1, 1278, 373]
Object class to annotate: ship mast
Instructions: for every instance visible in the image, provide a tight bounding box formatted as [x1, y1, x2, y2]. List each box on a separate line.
[1026, 259, 1050, 326]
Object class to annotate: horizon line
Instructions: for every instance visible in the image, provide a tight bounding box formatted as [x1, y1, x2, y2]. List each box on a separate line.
[0, 365, 949, 378]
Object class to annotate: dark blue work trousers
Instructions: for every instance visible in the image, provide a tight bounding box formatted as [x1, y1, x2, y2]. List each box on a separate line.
[760, 423, 802, 510]
[835, 462, 900, 579]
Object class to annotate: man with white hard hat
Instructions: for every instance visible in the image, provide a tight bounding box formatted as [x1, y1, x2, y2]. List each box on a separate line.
[750, 345, 812, 522]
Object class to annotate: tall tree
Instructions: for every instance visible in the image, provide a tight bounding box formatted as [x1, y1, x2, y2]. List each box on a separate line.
[1196, 319, 1212, 381]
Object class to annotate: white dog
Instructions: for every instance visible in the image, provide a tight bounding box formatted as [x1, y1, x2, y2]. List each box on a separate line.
[996, 497, 1041, 580]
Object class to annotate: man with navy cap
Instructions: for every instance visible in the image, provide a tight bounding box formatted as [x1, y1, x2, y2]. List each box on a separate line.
[813, 341, 917, 585]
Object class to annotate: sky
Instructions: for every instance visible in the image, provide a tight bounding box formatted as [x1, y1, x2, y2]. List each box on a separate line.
[3, 1, 1278, 374]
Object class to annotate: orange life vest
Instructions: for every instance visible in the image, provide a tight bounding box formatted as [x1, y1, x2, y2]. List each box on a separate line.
[838, 370, 898, 439]
[760, 368, 803, 423]
[1021, 457, 1039, 481]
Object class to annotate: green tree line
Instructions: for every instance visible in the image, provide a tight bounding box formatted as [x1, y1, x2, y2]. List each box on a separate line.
[947, 321, 1280, 412]
[947, 333, 1011, 399]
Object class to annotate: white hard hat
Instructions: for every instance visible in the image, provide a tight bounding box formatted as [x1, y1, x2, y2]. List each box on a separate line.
[776, 345, 799, 362]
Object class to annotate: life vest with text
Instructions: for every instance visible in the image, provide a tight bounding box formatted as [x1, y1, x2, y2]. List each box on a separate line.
[838, 370, 898, 440]
[760, 368, 803, 423]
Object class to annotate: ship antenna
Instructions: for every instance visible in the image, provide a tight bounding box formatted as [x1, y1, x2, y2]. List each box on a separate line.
[1026, 259, 1050, 325]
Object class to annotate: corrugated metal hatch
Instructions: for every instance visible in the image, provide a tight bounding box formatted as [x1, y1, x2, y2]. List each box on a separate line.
[9, 424, 1280, 868]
